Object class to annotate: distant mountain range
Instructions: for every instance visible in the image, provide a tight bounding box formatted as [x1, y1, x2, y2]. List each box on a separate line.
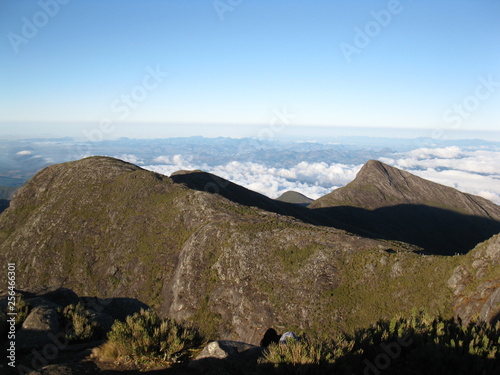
[0, 156, 499, 344]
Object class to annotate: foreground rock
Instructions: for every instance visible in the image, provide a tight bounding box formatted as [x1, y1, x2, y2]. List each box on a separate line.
[190, 340, 264, 374]
[0, 287, 148, 351]
[17, 304, 61, 349]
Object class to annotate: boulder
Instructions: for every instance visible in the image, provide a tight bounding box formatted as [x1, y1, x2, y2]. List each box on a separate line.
[22, 306, 60, 332]
[39, 288, 80, 308]
[190, 340, 264, 374]
[88, 310, 114, 333]
[17, 305, 61, 349]
[81, 296, 149, 321]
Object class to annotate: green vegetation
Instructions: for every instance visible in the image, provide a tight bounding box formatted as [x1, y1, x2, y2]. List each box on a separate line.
[190, 295, 223, 341]
[95, 309, 203, 366]
[62, 302, 99, 343]
[15, 295, 31, 326]
[260, 312, 500, 375]
[311, 249, 458, 335]
[276, 242, 322, 272]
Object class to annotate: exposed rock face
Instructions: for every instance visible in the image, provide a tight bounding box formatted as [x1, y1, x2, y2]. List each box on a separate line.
[309, 160, 500, 254]
[0, 156, 498, 344]
[448, 233, 500, 324]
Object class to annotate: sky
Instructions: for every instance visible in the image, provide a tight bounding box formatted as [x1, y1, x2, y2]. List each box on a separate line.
[0, 0, 499, 140]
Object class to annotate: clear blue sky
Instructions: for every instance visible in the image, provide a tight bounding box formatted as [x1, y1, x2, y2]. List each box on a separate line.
[0, 0, 499, 139]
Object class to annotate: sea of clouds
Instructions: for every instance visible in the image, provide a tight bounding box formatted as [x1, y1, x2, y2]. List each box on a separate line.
[120, 145, 500, 204]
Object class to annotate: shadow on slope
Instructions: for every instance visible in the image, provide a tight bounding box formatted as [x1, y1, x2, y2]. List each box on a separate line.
[170, 170, 500, 255]
[170, 171, 344, 228]
[315, 204, 500, 255]
[0, 199, 9, 214]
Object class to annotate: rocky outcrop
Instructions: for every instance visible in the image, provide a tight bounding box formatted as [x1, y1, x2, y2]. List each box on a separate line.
[0, 287, 148, 351]
[448, 233, 500, 324]
[18, 305, 61, 345]
[190, 340, 264, 374]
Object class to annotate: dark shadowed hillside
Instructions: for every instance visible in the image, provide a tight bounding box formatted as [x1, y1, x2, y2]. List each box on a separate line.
[0, 156, 499, 346]
[309, 160, 500, 254]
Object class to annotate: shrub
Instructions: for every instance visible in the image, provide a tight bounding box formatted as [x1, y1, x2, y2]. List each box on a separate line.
[95, 308, 202, 365]
[15, 295, 31, 326]
[260, 338, 330, 375]
[260, 313, 500, 375]
[62, 302, 99, 343]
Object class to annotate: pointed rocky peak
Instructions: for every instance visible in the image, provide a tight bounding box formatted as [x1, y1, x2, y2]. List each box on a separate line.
[310, 160, 500, 220]
[353, 160, 413, 187]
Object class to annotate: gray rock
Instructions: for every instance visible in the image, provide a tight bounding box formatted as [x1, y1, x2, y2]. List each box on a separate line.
[17, 306, 60, 349]
[81, 296, 149, 321]
[190, 340, 264, 374]
[22, 306, 60, 332]
[88, 310, 114, 333]
[39, 288, 80, 308]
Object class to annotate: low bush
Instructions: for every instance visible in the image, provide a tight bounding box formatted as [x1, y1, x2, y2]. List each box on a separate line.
[260, 312, 500, 374]
[94, 308, 202, 366]
[62, 302, 99, 343]
[260, 338, 329, 375]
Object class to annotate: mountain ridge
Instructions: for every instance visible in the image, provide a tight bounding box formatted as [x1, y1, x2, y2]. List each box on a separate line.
[0, 156, 499, 344]
[309, 160, 500, 254]
[311, 160, 500, 217]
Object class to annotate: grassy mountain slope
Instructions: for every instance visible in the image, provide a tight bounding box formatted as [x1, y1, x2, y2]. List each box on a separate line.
[0, 157, 498, 345]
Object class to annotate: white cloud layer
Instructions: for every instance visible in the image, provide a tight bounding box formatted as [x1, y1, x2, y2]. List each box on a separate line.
[143, 155, 361, 200]
[140, 146, 500, 205]
[16, 150, 32, 156]
[380, 147, 500, 204]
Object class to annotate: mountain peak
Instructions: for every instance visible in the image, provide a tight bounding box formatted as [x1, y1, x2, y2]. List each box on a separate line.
[312, 159, 500, 215]
[309, 159, 500, 254]
[354, 160, 413, 189]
